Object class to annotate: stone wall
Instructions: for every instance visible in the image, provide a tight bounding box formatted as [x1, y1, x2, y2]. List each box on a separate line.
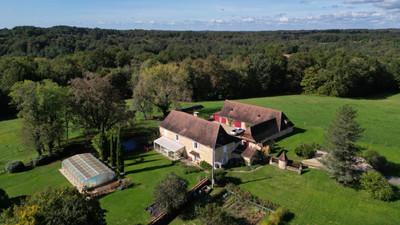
[159, 127, 239, 166]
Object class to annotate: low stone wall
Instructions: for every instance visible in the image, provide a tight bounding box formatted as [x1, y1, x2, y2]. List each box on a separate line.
[286, 165, 302, 174]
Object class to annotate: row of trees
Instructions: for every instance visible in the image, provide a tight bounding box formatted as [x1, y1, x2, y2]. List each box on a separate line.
[2, 26, 400, 60]
[8, 73, 128, 156]
[1, 44, 400, 118]
[92, 126, 125, 173]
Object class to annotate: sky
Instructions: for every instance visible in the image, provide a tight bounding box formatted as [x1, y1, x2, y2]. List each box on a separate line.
[1, 0, 400, 31]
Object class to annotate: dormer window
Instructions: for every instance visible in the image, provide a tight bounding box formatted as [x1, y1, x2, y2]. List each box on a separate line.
[175, 134, 179, 142]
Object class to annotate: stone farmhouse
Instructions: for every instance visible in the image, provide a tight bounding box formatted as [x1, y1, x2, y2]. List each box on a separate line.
[154, 110, 241, 166]
[152, 101, 294, 167]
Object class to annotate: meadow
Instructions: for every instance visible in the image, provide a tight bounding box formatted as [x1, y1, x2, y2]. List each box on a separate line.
[1, 93, 400, 224]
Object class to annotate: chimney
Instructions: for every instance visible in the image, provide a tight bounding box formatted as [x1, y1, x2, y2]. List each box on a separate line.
[194, 111, 199, 117]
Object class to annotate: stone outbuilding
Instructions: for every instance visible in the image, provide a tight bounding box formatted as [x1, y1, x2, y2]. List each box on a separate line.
[278, 150, 288, 169]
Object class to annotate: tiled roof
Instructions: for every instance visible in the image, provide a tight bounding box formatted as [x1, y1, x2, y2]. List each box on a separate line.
[159, 110, 239, 149]
[241, 147, 257, 159]
[278, 150, 288, 162]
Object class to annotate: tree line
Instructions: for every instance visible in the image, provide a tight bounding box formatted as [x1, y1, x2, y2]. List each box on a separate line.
[1, 26, 400, 117]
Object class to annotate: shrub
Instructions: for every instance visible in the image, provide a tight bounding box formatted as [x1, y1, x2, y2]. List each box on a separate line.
[207, 168, 227, 186]
[183, 166, 202, 174]
[29, 152, 60, 167]
[363, 150, 388, 172]
[198, 203, 234, 225]
[267, 207, 291, 225]
[226, 158, 245, 167]
[294, 142, 318, 159]
[360, 171, 394, 201]
[5, 161, 25, 173]
[226, 183, 280, 210]
[200, 161, 212, 171]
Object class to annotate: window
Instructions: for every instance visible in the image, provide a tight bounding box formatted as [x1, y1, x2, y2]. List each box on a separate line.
[223, 146, 227, 153]
[175, 134, 179, 141]
[193, 141, 198, 150]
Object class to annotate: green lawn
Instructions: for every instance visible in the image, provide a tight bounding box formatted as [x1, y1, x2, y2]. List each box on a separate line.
[100, 150, 205, 225]
[0, 118, 35, 169]
[228, 166, 400, 225]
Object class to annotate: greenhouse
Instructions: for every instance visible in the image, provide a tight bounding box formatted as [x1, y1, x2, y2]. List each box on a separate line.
[61, 153, 115, 189]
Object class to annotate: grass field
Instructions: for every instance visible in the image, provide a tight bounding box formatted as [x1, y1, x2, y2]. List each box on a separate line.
[1, 93, 400, 224]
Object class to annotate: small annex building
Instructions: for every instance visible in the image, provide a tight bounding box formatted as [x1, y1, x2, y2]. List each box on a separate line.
[61, 153, 115, 189]
[211, 100, 294, 149]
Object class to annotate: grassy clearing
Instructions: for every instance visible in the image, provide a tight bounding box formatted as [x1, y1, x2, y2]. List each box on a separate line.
[0, 118, 35, 169]
[228, 166, 400, 225]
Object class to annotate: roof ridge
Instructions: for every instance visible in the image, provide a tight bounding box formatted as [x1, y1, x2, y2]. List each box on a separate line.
[225, 100, 283, 113]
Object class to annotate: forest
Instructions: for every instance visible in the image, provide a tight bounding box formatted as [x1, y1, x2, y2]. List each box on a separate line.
[1, 26, 400, 116]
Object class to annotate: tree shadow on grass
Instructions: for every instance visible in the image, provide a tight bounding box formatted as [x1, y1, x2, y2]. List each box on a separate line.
[125, 159, 161, 167]
[241, 177, 272, 184]
[384, 162, 400, 177]
[124, 163, 174, 175]
[274, 127, 306, 143]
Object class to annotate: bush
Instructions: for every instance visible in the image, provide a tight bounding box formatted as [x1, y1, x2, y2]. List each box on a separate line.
[267, 207, 292, 225]
[198, 203, 234, 225]
[200, 161, 212, 171]
[207, 168, 227, 186]
[294, 142, 318, 159]
[29, 152, 60, 167]
[5, 161, 25, 173]
[226, 183, 280, 210]
[183, 166, 202, 174]
[360, 171, 394, 201]
[363, 150, 388, 172]
[226, 158, 245, 167]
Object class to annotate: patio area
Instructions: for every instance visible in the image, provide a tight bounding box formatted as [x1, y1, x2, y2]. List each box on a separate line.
[153, 136, 184, 160]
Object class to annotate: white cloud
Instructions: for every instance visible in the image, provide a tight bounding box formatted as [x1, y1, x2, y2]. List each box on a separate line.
[241, 17, 255, 22]
[279, 16, 289, 22]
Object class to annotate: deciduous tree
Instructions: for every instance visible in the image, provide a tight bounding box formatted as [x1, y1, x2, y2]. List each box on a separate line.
[9, 80, 68, 155]
[153, 172, 188, 213]
[133, 63, 190, 116]
[0, 186, 107, 225]
[69, 72, 127, 132]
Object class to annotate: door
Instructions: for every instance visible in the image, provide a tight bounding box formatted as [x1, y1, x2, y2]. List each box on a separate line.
[234, 120, 242, 128]
[221, 117, 226, 124]
[214, 114, 220, 122]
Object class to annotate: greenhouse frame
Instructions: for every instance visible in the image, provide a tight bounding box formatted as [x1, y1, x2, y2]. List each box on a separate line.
[61, 153, 115, 189]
